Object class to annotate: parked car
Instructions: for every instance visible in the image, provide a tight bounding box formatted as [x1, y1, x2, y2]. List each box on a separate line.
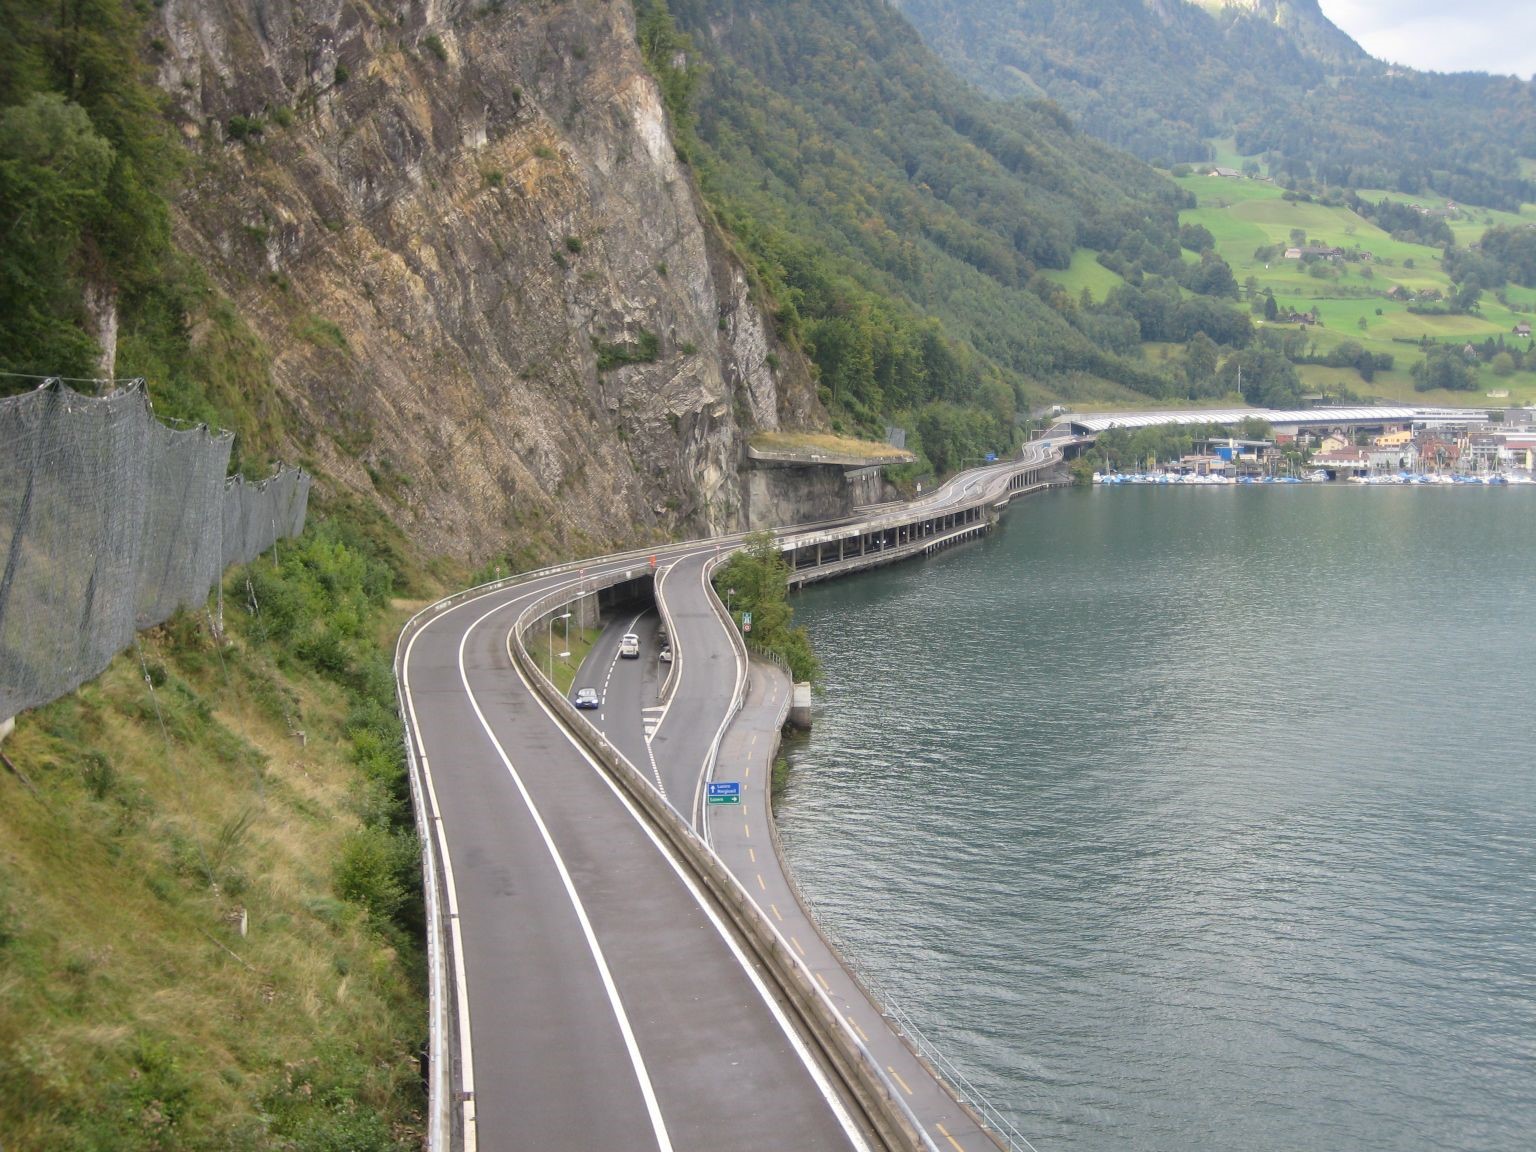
[573, 687, 601, 710]
[619, 633, 640, 659]
[658, 645, 672, 664]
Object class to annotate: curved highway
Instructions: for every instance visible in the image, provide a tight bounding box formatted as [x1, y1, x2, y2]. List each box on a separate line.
[397, 439, 1062, 1151]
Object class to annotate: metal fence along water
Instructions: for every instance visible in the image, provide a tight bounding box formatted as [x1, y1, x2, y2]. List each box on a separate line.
[0, 378, 309, 720]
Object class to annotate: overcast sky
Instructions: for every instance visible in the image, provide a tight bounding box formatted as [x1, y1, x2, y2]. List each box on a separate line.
[1320, 2, 1536, 78]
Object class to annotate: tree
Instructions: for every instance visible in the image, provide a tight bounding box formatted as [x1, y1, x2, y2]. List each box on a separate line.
[0, 93, 115, 377]
[1220, 348, 1301, 407]
[1411, 346, 1475, 392]
[711, 532, 820, 682]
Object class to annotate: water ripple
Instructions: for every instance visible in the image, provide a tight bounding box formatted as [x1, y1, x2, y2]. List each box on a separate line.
[779, 488, 1536, 1152]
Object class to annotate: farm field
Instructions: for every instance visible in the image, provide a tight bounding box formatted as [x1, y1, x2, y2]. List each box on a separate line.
[1176, 173, 1536, 404]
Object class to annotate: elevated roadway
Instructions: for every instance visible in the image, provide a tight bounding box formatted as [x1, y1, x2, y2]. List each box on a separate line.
[396, 439, 1065, 1151]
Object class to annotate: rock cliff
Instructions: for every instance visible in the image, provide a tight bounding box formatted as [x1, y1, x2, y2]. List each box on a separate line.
[153, 0, 822, 561]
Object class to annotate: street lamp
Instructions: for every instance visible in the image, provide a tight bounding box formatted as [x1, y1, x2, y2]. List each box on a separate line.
[548, 611, 572, 674]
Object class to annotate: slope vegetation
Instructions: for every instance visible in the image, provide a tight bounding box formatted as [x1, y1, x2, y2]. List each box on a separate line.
[893, 0, 1536, 209]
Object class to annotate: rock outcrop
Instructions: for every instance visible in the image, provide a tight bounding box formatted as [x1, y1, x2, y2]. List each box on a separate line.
[154, 0, 822, 561]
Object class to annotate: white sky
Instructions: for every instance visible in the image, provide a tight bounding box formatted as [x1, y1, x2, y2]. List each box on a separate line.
[1320, 2, 1536, 78]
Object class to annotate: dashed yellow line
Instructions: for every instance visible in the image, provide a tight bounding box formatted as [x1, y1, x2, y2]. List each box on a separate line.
[936, 1122, 965, 1151]
[770, 903, 784, 921]
[791, 936, 806, 957]
[748, 847, 756, 863]
[887, 1066, 913, 1096]
[849, 1016, 869, 1043]
[815, 972, 831, 992]
[743, 822, 750, 838]
[745, 764, 751, 779]
[756, 873, 766, 892]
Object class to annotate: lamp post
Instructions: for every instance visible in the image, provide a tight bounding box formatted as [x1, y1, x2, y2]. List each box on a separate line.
[548, 611, 572, 675]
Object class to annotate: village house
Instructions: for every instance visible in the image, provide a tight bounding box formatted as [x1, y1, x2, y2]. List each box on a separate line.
[1308, 446, 1371, 477]
[1284, 245, 1346, 261]
[1513, 321, 1531, 338]
[1209, 166, 1241, 179]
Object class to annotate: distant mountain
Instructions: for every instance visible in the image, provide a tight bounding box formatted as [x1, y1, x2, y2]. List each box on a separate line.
[891, 0, 1536, 209]
[1188, 0, 1364, 64]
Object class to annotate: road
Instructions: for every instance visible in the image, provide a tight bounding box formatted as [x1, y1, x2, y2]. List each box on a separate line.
[399, 565, 871, 1152]
[399, 443, 1062, 1150]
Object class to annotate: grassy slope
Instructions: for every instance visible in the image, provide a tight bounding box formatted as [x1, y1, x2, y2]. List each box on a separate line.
[1177, 174, 1536, 404]
[1039, 248, 1126, 302]
[0, 557, 427, 1149]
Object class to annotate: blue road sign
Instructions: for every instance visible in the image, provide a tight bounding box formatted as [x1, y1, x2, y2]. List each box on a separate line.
[708, 781, 741, 797]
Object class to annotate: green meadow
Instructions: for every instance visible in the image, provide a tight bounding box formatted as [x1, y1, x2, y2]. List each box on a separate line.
[1039, 246, 1126, 302]
[1175, 173, 1536, 400]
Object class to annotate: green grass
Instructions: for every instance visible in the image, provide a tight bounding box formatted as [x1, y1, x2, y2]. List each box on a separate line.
[538, 624, 599, 694]
[0, 524, 427, 1150]
[1039, 247, 1125, 302]
[1177, 172, 1536, 391]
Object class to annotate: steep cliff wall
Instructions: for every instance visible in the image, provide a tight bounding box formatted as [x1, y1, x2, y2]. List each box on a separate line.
[153, 0, 821, 561]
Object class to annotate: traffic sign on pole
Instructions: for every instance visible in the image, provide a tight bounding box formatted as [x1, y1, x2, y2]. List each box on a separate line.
[707, 781, 741, 805]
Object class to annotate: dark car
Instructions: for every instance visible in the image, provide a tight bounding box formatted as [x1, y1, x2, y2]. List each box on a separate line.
[573, 687, 601, 710]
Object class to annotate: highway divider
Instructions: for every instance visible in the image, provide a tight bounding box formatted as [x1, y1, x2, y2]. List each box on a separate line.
[513, 579, 935, 1152]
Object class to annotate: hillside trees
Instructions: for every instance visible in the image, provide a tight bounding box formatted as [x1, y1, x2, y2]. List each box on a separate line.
[652, 0, 1208, 454]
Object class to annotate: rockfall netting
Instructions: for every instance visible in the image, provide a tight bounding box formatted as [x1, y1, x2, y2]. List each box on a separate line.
[0, 379, 310, 719]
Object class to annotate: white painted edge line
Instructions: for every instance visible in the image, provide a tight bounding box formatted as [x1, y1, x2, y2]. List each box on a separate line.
[695, 552, 749, 843]
[461, 598, 676, 1152]
[401, 625, 478, 1151]
[503, 619, 874, 1152]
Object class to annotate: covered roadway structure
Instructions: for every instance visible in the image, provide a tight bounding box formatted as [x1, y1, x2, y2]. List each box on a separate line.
[1052, 406, 1489, 438]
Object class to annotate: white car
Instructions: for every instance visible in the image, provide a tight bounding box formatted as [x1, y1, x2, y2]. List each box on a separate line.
[658, 645, 672, 664]
[618, 633, 640, 659]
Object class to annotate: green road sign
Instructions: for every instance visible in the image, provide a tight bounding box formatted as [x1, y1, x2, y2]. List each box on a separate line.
[706, 794, 741, 805]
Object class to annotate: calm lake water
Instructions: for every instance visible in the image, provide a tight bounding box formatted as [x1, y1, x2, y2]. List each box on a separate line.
[777, 485, 1536, 1152]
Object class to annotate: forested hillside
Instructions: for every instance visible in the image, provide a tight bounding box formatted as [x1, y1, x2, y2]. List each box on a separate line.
[652, 0, 1237, 466]
[892, 0, 1536, 210]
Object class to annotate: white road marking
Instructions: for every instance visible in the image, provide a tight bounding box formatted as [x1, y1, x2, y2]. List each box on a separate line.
[514, 666, 874, 1152]
[459, 601, 675, 1152]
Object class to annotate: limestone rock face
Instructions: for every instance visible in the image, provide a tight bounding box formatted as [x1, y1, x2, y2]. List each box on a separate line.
[154, 0, 821, 560]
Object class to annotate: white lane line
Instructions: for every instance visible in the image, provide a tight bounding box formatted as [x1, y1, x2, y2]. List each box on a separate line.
[641, 707, 666, 739]
[401, 633, 479, 1151]
[504, 624, 873, 1152]
[459, 601, 674, 1152]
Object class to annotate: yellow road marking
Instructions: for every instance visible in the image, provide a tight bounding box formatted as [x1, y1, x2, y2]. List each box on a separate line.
[816, 972, 831, 992]
[770, 903, 784, 921]
[936, 1122, 965, 1151]
[745, 764, 751, 778]
[850, 1018, 869, 1042]
[750, 733, 757, 746]
[743, 822, 750, 838]
[887, 1066, 913, 1096]
[756, 873, 766, 892]
[748, 847, 756, 863]
[791, 936, 806, 956]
